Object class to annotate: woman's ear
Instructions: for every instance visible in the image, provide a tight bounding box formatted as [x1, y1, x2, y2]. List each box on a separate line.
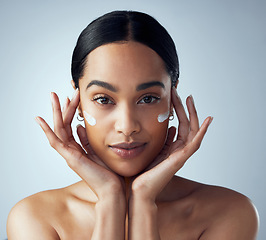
[71, 80, 76, 90]
[71, 80, 83, 117]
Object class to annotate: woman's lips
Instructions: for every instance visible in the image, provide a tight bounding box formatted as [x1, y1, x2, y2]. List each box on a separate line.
[109, 142, 147, 159]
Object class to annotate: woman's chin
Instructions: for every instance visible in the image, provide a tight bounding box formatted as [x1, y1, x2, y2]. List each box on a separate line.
[111, 166, 144, 178]
[116, 170, 141, 178]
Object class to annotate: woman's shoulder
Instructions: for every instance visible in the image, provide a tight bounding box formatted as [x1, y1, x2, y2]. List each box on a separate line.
[7, 187, 66, 239]
[191, 179, 258, 218]
[167, 176, 259, 239]
[7, 181, 91, 239]
[169, 176, 257, 207]
[11, 183, 74, 213]
[197, 182, 259, 239]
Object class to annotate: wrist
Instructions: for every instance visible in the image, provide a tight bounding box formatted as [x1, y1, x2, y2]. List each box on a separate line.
[128, 194, 159, 240]
[98, 181, 124, 200]
[95, 192, 126, 207]
[130, 184, 156, 204]
[129, 192, 157, 212]
[93, 191, 126, 240]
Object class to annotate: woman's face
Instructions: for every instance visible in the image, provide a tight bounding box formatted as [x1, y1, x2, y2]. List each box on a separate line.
[78, 41, 172, 177]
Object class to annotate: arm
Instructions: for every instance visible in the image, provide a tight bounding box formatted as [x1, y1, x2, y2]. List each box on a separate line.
[92, 195, 126, 240]
[128, 195, 160, 240]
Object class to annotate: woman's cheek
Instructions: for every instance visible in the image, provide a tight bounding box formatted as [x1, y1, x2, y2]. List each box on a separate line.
[143, 108, 169, 139]
[82, 108, 102, 138]
[83, 110, 108, 155]
[151, 107, 171, 145]
[83, 110, 97, 126]
[157, 110, 170, 123]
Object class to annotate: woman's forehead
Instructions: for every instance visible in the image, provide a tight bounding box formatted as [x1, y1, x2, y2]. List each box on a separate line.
[86, 42, 167, 75]
[80, 42, 171, 89]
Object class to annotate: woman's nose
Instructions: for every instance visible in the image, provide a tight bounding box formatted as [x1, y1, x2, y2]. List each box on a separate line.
[114, 105, 141, 136]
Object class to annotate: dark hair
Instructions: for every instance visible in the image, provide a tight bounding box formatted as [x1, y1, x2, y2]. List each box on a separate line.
[71, 10, 179, 88]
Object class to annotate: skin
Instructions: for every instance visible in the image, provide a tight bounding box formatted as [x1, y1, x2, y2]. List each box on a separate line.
[7, 42, 259, 240]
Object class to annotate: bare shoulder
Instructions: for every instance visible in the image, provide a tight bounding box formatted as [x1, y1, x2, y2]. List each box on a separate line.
[7, 187, 67, 240]
[7, 181, 96, 239]
[193, 181, 259, 239]
[158, 177, 259, 239]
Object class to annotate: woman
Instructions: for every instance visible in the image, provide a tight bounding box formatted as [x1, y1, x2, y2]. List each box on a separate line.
[7, 10, 258, 239]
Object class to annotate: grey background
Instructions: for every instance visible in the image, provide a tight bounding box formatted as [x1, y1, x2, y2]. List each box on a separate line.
[1, 0, 265, 239]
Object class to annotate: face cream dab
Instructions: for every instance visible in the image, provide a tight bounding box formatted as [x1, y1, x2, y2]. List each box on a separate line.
[157, 110, 169, 123]
[83, 111, 97, 126]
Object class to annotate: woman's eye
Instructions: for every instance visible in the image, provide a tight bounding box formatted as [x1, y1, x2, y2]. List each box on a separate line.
[92, 96, 114, 105]
[139, 95, 160, 104]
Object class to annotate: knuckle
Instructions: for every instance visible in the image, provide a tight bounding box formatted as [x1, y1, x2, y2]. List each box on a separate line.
[49, 139, 57, 149]
[194, 141, 201, 150]
[49, 139, 67, 152]
[132, 180, 148, 194]
[181, 147, 188, 155]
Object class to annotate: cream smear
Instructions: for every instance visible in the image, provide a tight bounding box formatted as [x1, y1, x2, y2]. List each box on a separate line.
[157, 110, 169, 123]
[83, 111, 96, 126]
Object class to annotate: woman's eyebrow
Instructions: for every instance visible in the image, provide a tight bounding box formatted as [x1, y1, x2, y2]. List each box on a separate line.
[86, 80, 165, 92]
[86, 80, 117, 92]
[136, 81, 165, 91]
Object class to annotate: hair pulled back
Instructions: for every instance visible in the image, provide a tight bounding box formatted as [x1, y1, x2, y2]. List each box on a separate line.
[71, 10, 179, 88]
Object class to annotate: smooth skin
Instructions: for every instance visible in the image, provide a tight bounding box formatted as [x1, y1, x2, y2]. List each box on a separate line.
[7, 42, 259, 240]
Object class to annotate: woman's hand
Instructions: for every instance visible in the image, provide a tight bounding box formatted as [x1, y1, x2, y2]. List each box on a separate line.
[131, 87, 213, 201]
[35, 90, 124, 199]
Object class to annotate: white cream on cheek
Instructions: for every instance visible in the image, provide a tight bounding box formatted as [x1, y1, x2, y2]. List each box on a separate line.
[83, 107, 169, 125]
[83, 111, 97, 126]
[157, 110, 170, 123]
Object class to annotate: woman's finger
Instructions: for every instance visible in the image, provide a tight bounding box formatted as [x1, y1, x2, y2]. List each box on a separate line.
[189, 116, 213, 153]
[62, 97, 70, 119]
[172, 116, 213, 164]
[35, 116, 69, 156]
[160, 116, 212, 177]
[171, 88, 190, 146]
[51, 92, 69, 141]
[161, 126, 176, 155]
[63, 89, 80, 137]
[76, 124, 92, 154]
[186, 95, 200, 142]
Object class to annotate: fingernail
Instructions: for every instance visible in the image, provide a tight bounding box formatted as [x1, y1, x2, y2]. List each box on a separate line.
[76, 124, 82, 129]
[208, 117, 213, 126]
[50, 92, 54, 105]
[35, 116, 41, 125]
[189, 95, 195, 105]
